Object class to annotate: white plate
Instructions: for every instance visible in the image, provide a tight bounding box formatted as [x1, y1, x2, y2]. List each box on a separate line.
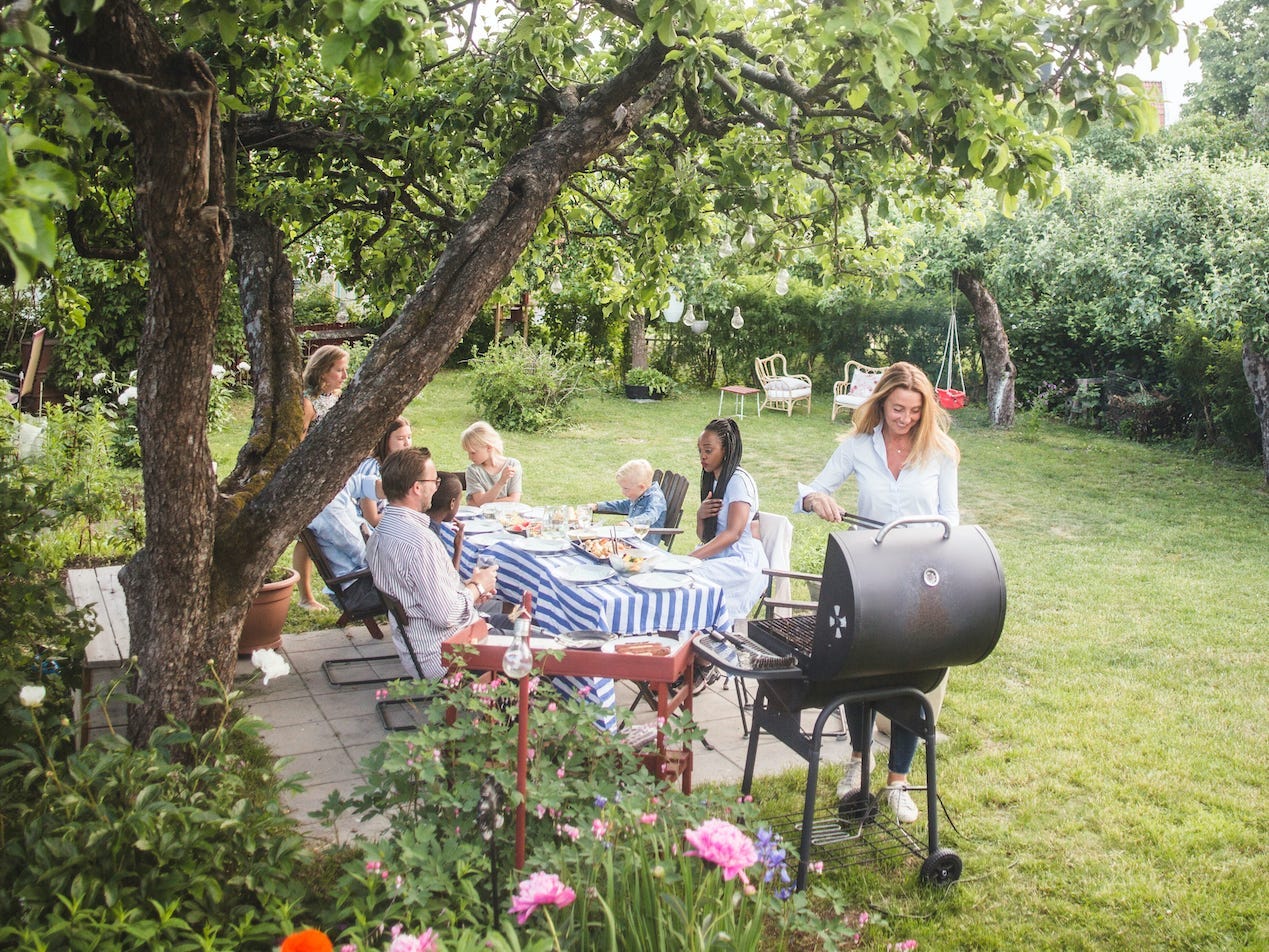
[457, 505, 481, 519]
[600, 635, 682, 656]
[625, 572, 690, 591]
[508, 536, 571, 554]
[568, 527, 611, 541]
[481, 501, 530, 517]
[651, 553, 701, 573]
[461, 517, 502, 534]
[555, 562, 616, 584]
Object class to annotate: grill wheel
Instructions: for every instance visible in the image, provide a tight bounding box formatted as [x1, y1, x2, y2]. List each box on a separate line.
[919, 847, 963, 886]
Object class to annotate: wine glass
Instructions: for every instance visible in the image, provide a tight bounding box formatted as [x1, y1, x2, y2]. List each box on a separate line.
[632, 523, 650, 543]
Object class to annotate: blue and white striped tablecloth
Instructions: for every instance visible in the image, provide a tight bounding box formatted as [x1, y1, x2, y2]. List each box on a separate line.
[439, 525, 731, 728]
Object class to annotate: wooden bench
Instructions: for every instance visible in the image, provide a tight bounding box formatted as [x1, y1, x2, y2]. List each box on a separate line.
[66, 565, 132, 745]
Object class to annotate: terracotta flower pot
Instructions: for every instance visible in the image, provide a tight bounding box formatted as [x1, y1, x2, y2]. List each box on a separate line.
[238, 569, 299, 657]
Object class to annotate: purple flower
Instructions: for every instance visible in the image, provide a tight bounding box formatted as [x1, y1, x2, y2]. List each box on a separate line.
[683, 819, 758, 884]
[594, 794, 607, 808]
[509, 872, 577, 925]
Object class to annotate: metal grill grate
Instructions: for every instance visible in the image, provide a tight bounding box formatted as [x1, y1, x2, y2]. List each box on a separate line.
[749, 613, 817, 658]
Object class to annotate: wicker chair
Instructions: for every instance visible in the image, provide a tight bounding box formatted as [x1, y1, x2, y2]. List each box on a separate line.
[754, 353, 812, 416]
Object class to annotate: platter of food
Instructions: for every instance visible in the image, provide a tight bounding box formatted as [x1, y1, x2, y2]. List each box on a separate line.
[600, 636, 682, 657]
[573, 537, 634, 561]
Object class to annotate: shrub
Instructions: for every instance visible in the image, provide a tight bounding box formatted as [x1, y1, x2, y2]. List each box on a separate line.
[468, 340, 590, 431]
[310, 667, 851, 950]
[0, 432, 98, 748]
[624, 367, 674, 396]
[0, 666, 312, 950]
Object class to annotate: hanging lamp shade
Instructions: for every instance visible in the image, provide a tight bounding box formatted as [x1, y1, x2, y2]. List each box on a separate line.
[664, 290, 684, 323]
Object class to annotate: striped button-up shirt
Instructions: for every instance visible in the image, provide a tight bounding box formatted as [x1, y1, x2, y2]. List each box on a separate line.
[365, 503, 478, 679]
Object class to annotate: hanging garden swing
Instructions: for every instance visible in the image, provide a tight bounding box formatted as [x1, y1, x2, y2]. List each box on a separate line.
[935, 299, 966, 410]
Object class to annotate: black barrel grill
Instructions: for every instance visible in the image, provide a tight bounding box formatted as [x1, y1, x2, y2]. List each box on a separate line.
[694, 515, 1006, 887]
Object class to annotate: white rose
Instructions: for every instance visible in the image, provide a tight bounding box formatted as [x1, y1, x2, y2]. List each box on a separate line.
[19, 685, 47, 708]
[211, 364, 226, 379]
[250, 648, 291, 685]
[118, 386, 138, 407]
[237, 361, 251, 372]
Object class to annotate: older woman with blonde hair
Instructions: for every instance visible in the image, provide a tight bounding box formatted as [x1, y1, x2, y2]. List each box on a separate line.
[796, 360, 961, 824]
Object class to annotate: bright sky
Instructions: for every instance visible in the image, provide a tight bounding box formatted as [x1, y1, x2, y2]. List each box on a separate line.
[1133, 0, 1223, 123]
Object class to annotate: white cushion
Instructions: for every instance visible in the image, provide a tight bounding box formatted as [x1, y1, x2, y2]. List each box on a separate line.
[765, 376, 812, 398]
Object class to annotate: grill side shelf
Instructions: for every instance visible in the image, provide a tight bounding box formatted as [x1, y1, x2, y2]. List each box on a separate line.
[692, 631, 803, 679]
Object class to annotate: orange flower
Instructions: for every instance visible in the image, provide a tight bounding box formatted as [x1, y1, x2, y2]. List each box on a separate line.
[280, 929, 333, 952]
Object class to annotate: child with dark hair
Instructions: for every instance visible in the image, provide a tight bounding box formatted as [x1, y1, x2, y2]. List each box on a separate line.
[354, 417, 413, 528]
[689, 418, 767, 623]
[425, 472, 466, 569]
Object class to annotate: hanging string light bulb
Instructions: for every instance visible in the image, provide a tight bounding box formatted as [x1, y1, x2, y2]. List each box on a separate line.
[719, 233, 735, 258]
[741, 225, 757, 251]
[549, 273, 563, 294]
[664, 290, 684, 323]
[731, 306, 744, 329]
[775, 268, 790, 296]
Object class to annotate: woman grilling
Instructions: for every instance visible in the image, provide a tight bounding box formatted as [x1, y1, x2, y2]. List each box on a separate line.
[797, 361, 960, 824]
[689, 418, 768, 625]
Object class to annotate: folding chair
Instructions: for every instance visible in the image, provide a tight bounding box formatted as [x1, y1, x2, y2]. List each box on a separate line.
[373, 586, 444, 731]
[298, 528, 398, 687]
[647, 468, 689, 551]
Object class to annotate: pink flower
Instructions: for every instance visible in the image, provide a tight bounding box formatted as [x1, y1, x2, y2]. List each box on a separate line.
[859, 911, 870, 926]
[559, 824, 580, 841]
[639, 813, 658, 825]
[388, 929, 439, 952]
[683, 819, 758, 884]
[341, 945, 357, 952]
[547, 702, 557, 712]
[592, 818, 609, 839]
[509, 872, 576, 925]
[557, 767, 566, 778]
[535, 803, 547, 819]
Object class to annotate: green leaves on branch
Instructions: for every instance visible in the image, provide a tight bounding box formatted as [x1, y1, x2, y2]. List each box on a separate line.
[0, 125, 75, 287]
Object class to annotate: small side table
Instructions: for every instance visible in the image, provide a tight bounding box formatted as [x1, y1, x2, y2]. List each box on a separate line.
[718, 384, 761, 418]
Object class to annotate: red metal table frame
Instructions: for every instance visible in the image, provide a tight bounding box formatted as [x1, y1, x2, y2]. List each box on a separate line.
[718, 384, 761, 419]
[443, 628, 696, 792]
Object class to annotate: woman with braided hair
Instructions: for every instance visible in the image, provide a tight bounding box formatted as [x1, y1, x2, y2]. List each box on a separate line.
[688, 418, 768, 624]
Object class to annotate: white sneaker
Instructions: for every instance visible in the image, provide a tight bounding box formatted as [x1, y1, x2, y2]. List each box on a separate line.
[835, 758, 864, 798]
[882, 782, 919, 824]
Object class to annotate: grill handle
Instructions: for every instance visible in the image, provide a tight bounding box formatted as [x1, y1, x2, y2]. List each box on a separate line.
[873, 514, 953, 545]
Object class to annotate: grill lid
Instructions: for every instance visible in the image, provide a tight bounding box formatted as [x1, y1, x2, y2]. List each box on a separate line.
[812, 516, 1006, 679]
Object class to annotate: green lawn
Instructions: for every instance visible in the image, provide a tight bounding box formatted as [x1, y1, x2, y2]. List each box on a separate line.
[214, 370, 1269, 949]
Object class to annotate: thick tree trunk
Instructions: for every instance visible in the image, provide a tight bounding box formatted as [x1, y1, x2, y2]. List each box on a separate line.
[1243, 338, 1269, 489]
[956, 270, 1016, 428]
[629, 311, 649, 370]
[60, 30, 231, 739]
[59, 0, 675, 740]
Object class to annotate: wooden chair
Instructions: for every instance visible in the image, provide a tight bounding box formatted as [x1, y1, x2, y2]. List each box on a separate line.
[831, 360, 886, 421]
[3, 328, 46, 414]
[298, 527, 398, 687]
[649, 468, 689, 551]
[754, 353, 812, 416]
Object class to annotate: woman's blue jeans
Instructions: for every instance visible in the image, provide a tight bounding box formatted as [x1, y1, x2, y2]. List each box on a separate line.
[844, 703, 921, 776]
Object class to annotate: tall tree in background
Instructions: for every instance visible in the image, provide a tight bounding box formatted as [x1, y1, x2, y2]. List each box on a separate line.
[1183, 0, 1269, 121]
[1, 0, 1189, 739]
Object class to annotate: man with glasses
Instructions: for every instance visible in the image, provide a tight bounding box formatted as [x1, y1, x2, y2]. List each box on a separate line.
[366, 448, 500, 679]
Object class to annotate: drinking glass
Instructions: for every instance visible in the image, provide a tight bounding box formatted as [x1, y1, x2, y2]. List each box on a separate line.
[632, 523, 650, 543]
[576, 506, 592, 529]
